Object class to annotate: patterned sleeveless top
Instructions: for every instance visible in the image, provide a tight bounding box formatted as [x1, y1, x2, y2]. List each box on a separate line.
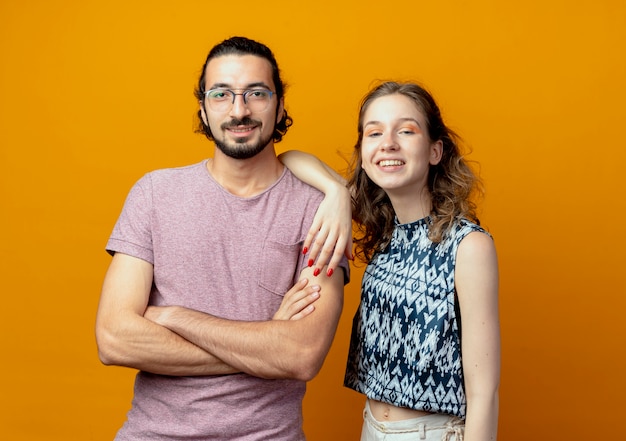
[344, 217, 489, 419]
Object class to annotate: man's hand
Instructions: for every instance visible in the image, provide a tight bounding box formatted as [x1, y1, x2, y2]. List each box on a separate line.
[272, 278, 321, 321]
[138, 265, 343, 381]
[144, 278, 321, 326]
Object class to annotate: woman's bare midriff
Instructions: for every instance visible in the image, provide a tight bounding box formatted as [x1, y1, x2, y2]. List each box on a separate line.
[368, 399, 432, 422]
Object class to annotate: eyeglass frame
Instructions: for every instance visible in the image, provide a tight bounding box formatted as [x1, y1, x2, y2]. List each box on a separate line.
[203, 88, 276, 111]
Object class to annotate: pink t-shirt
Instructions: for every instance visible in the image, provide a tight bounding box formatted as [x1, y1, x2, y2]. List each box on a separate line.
[107, 160, 348, 440]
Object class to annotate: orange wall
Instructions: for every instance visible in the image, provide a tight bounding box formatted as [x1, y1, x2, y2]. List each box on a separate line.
[1, 1, 624, 439]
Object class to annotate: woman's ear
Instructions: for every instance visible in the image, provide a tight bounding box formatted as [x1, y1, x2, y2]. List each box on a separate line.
[430, 140, 443, 165]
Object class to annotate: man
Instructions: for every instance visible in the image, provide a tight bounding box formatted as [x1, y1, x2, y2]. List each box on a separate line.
[95, 36, 349, 440]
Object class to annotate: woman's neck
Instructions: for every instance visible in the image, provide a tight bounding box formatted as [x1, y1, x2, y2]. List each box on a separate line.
[388, 189, 432, 224]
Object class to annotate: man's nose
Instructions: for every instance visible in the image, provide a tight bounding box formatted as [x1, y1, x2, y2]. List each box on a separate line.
[229, 94, 251, 119]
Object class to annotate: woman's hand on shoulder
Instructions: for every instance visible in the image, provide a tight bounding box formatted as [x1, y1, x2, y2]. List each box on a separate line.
[304, 184, 353, 278]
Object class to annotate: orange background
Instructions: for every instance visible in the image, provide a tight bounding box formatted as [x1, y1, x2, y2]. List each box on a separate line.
[1, 1, 624, 439]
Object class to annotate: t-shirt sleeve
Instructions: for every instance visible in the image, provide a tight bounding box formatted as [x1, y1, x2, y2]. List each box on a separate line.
[334, 254, 350, 286]
[105, 174, 154, 264]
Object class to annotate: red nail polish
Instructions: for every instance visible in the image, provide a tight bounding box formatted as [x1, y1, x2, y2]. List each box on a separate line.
[302, 247, 308, 255]
[308, 259, 314, 267]
[313, 268, 321, 277]
[327, 268, 334, 277]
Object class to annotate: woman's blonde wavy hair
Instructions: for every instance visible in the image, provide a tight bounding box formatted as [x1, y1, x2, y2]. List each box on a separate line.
[348, 81, 483, 262]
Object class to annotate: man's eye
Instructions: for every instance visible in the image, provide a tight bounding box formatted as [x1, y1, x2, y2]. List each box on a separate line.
[209, 90, 230, 100]
[248, 90, 269, 99]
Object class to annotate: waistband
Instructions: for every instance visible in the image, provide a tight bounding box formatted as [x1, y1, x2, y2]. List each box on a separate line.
[363, 402, 464, 440]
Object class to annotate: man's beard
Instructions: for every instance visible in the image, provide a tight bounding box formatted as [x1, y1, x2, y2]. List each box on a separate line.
[214, 117, 274, 160]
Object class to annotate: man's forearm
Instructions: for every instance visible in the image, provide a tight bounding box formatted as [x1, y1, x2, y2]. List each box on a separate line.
[143, 266, 344, 381]
[98, 311, 238, 376]
[148, 302, 340, 382]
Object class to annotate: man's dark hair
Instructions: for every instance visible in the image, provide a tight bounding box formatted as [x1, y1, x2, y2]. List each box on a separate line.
[194, 36, 292, 142]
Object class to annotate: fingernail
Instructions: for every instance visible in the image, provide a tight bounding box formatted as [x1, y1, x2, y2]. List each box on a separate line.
[327, 268, 334, 277]
[308, 259, 314, 267]
[302, 247, 308, 254]
[313, 268, 321, 277]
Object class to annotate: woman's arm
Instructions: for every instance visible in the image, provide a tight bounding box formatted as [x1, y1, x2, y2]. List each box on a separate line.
[455, 231, 501, 441]
[279, 151, 353, 276]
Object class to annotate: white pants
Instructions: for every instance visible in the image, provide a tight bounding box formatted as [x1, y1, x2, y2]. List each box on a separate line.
[361, 401, 464, 441]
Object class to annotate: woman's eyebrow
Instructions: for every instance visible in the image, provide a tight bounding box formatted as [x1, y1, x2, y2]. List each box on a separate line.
[364, 117, 422, 128]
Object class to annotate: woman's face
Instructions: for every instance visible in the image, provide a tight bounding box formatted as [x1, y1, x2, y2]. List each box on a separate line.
[360, 93, 442, 199]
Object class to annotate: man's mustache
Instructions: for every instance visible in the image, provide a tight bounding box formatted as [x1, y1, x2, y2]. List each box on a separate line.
[221, 117, 261, 130]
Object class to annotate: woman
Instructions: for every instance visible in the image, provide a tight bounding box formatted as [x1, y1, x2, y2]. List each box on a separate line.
[280, 81, 500, 440]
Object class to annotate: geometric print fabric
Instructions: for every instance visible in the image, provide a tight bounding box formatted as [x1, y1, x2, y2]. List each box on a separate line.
[344, 217, 488, 419]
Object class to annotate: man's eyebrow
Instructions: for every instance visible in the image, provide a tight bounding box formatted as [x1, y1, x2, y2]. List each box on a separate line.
[246, 82, 272, 89]
[207, 82, 272, 90]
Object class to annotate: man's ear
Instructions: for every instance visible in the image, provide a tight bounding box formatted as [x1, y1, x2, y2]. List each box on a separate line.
[200, 101, 209, 126]
[276, 97, 285, 124]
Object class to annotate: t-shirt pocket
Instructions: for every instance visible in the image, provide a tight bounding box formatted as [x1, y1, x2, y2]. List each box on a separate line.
[258, 239, 302, 297]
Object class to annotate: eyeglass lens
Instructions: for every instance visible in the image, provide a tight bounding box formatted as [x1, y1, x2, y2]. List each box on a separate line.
[205, 89, 273, 112]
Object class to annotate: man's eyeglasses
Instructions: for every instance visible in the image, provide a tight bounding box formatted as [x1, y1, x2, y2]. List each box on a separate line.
[203, 88, 275, 112]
